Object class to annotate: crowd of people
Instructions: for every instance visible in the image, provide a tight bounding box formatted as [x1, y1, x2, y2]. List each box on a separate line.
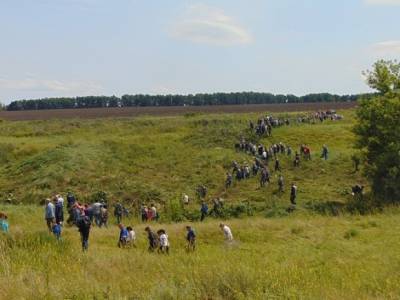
[0, 110, 350, 253]
[229, 112, 338, 211]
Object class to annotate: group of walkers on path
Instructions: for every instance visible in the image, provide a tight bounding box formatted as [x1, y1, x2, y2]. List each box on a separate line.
[249, 110, 343, 138]
[229, 112, 336, 211]
[39, 191, 235, 253]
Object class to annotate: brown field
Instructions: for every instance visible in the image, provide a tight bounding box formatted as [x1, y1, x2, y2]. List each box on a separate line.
[0, 102, 357, 121]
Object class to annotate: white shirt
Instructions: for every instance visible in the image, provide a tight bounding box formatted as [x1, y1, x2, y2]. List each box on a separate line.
[222, 225, 233, 241]
[57, 197, 64, 206]
[159, 233, 169, 247]
[127, 230, 136, 242]
[183, 195, 189, 204]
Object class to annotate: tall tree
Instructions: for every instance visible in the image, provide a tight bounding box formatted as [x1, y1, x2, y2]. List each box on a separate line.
[355, 60, 400, 202]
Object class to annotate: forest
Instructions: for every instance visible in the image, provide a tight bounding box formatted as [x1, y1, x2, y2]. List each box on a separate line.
[5, 92, 372, 111]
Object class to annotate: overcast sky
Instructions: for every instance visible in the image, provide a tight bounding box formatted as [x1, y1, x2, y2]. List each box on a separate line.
[0, 0, 399, 103]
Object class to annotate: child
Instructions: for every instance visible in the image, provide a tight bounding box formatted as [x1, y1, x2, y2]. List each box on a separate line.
[0, 213, 9, 233]
[118, 224, 129, 248]
[157, 229, 169, 254]
[126, 226, 136, 247]
[52, 221, 62, 240]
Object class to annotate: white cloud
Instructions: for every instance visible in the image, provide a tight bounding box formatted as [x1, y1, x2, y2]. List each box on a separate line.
[170, 3, 252, 46]
[364, 0, 400, 5]
[372, 40, 400, 55]
[0, 78, 103, 94]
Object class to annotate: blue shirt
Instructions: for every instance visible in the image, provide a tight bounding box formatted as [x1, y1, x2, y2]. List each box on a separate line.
[1, 220, 9, 233]
[120, 228, 128, 240]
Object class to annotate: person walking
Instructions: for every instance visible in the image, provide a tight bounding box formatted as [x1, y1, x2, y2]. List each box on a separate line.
[0, 212, 9, 233]
[77, 212, 91, 251]
[290, 183, 298, 205]
[321, 145, 329, 160]
[220, 223, 233, 242]
[126, 226, 136, 247]
[145, 226, 159, 252]
[55, 197, 64, 225]
[52, 221, 62, 240]
[200, 201, 208, 222]
[186, 226, 196, 252]
[157, 229, 170, 254]
[45, 199, 55, 232]
[278, 175, 284, 193]
[114, 203, 123, 224]
[118, 223, 129, 248]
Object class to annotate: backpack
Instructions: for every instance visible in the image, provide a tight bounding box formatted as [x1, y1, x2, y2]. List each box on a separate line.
[79, 216, 91, 229]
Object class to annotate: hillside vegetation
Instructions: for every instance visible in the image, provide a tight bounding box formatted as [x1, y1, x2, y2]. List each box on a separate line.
[0, 110, 365, 218]
[1, 108, 400, 299]
[1, 205, 400, 299]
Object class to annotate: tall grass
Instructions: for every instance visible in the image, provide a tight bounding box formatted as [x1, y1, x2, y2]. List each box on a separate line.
[1, 205, 400, 299]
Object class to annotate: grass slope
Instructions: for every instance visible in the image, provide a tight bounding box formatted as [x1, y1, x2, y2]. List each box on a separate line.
[0, 110, 364, 219]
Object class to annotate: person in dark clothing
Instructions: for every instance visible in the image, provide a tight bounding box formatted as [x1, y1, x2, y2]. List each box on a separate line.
[77, 213, 91, 251]
[114, 203, 123, 224]
[55, 198, 64, 225]
[200, 201, 208, 222]
[260, 168, 270, 187]
[290, 183, 298, 205]
[66, 192, 76, 209]
[145, 226, 158, 252]
[225, 173, 232, 189]
[274, 159, 281, 172]
[294, 152, 300, 167]
[278, 175, 284, 193]
[186, 226, 196, 252]
[321, 145, 329, 160]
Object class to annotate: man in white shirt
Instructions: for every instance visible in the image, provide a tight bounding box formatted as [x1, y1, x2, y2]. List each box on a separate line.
[183, 194, 189, 205]
[56, 194, 64, 207]
[220, 223, 233, 241]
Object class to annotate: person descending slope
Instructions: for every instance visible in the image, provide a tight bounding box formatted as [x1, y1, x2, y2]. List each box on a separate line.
[278, 175, 284, 193]
[290, 183, 298, 206]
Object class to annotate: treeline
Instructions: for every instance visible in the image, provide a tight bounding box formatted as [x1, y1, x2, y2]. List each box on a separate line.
[6, 92, 370, 111]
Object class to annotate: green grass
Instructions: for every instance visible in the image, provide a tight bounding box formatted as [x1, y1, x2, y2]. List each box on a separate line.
[0, 110, 365, 219]
[1, 205, 400, 299]
[1, 109, 399, 299]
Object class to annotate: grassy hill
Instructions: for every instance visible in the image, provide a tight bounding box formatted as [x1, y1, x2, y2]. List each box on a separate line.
[1, 108, 400, 299]
[0, 109, 364, 218]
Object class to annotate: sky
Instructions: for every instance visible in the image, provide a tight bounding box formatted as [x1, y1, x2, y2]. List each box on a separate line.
[0, 0, 399, 104]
